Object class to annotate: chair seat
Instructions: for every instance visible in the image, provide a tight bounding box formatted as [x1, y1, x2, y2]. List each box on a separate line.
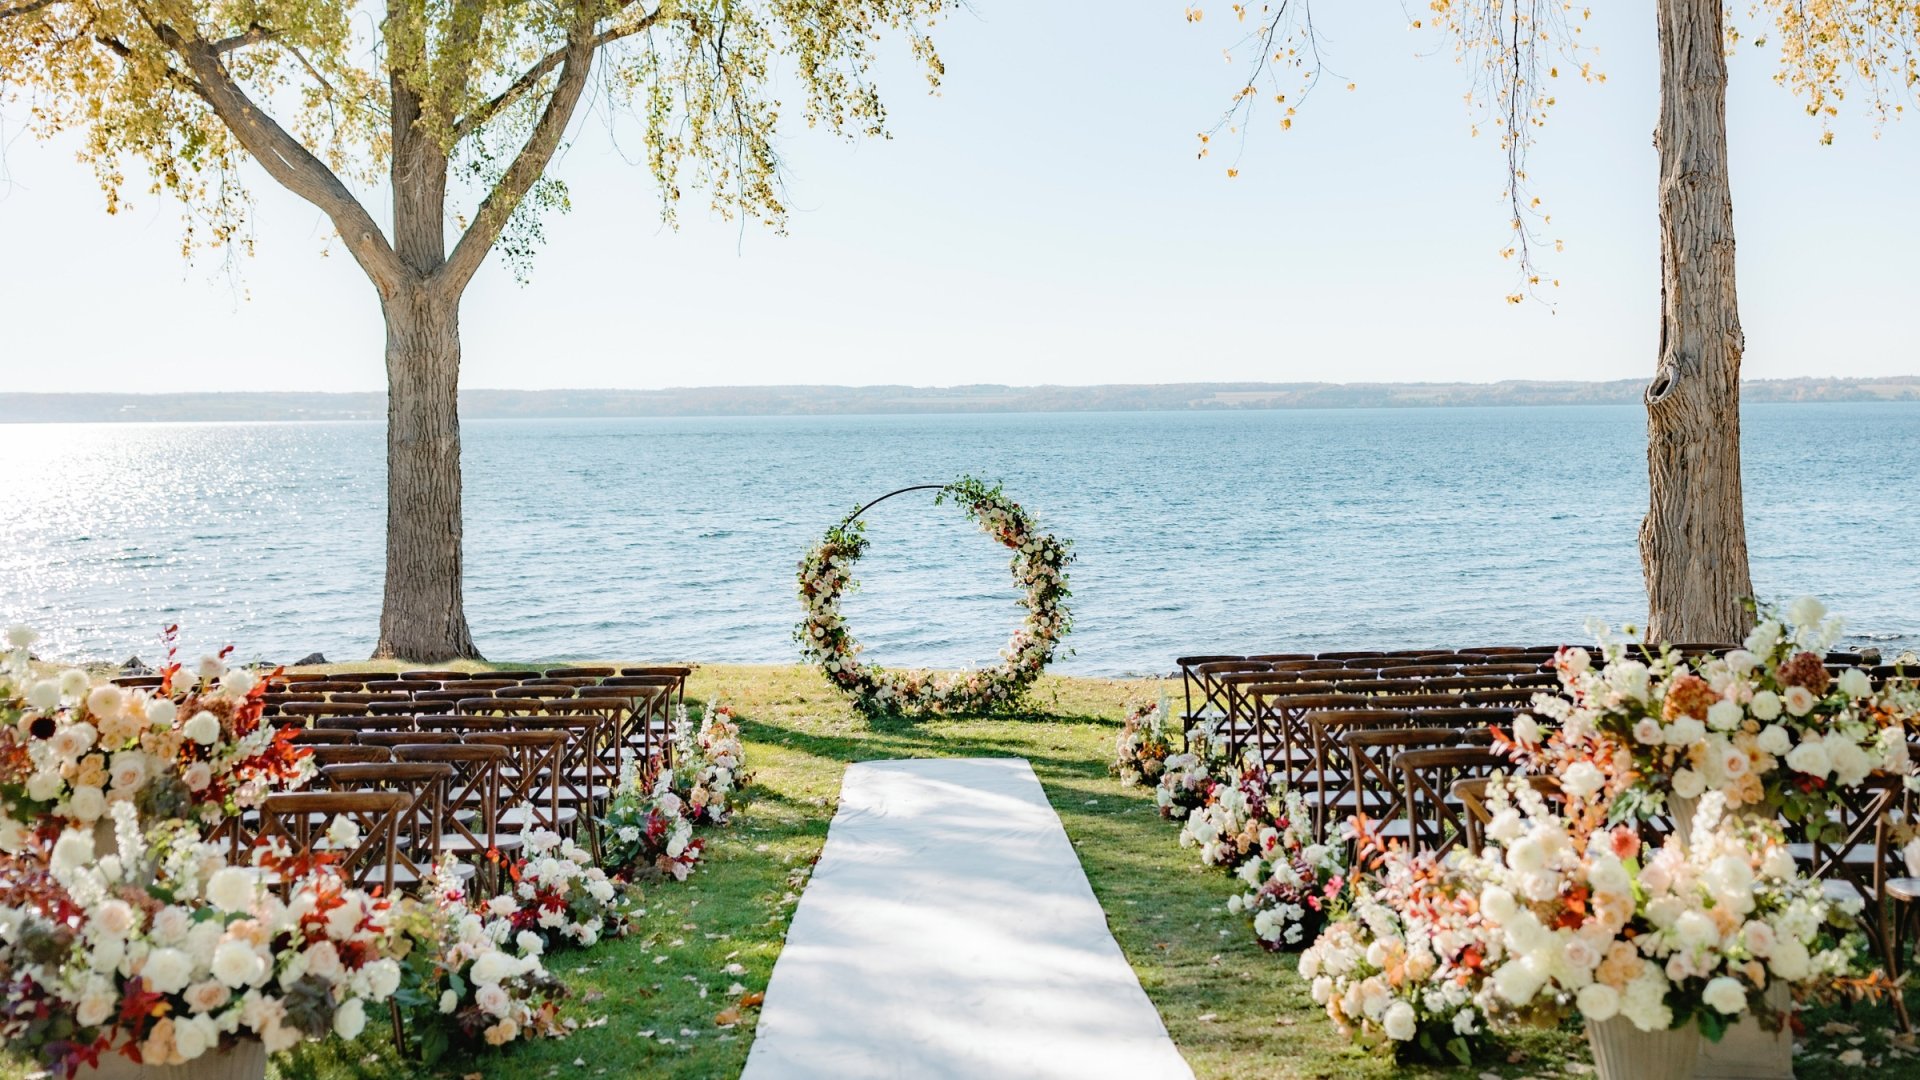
[1888, 877, 1920, 904]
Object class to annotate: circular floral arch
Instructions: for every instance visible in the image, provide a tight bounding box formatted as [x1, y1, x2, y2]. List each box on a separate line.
[795, 476, 1074, 716]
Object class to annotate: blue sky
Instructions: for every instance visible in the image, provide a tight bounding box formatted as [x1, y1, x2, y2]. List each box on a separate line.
[1, 0, 1915, 392]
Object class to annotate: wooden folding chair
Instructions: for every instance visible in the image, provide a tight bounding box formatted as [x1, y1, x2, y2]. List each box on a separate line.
[1344, 727, 1464, 845]
[318, 762, 460, 889]
[394, 743, 520, 891]
[1454, 775, 1565, 855]
[1398, 748, 1511, 857]
[253, 791, 409, 893]
[1306, 710, 1412, 838]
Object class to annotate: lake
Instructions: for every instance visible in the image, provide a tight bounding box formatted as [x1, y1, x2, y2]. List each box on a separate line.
[4, 403, 1916, 674]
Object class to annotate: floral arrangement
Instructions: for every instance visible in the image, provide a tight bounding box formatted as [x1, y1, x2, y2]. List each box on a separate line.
[660, 700, 750, 827]
[1503, 598, 1915, 838]
[0, 802, 401, 1075]
[497, 829, 629, 949]
[1110, 699, 1175, 786]
[1457, 780, 1875, 1041]
[795, 475, 1073, 717]
[384, 859, 565, 1061]
[1298, 832, 1495, 1064]
[1227, 789, 1345, 950]
[1152, 717, 1236, 820]
[1178, 763, 1281, 872]
[600, 767, 705, 882]
[0, 626, 309, 854]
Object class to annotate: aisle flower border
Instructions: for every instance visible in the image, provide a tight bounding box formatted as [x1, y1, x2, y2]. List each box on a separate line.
[795, 476, 1073, 717]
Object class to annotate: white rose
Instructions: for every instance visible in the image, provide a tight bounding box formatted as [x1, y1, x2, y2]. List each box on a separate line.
[108, 751, 150, 791]
[1741, 920, 1777, 958]
[1706, 701, 1743, 732]
[1702, 976, 1747, 1015]
[182, 710, 221, 746]
[1512, 715, 1541, 744]
[1749, 691, 1782, 721]
[1784, 740, 1832, 779]
[439, 989, 459, 1014]
[1671, 768, 1707, 800]
[26, 680, 61, 711]
[1782, 686, 1816, 717]
[59, 669, 90, 698]
[1665, 717, 1706, 746]
[1835, 668, 1873, 699]
[211, 940, 265, 988]
[95, 898, 137, 937]
[172, 1015, 214, 1061]
[1381, 1000, 1417, 1041]
[1828, 738, 1872, 786]
[1757, 725, 1791, 756]
[86, 685, 126, 721]
[333, 996, 367, 1040]
[76, 985, 117, 1028]
[1633, 718, 1664, 745]
[1576, 983, 1621, 1022]
[1676, 910, 1719, 950]
[1769, 939, 1811, 981]
[66, 785, 106, 823]
[206, 867, 257, 914]
[147, 698, 177, 727]
[1561, 761, 1605, 801]
[142, 947, 194, 994]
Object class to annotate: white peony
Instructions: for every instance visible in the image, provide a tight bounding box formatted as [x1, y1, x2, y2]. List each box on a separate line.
[1706, 701, 1743, 732]
[1749, 691, 1783, 721]
[1725, 650, 1760, 675]
[86, 685, 126, 720]
[95, 898, 137, 937]
[26, 679, 61, 711]
[1665, 717, 1706, 746]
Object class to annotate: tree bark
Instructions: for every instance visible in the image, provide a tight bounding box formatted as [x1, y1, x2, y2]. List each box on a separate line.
[1642, 0, 1753, 646]
[373, 284, 480, 661]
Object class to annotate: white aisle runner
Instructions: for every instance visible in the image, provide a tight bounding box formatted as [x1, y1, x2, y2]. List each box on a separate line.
[740, 757, 1194, 1080]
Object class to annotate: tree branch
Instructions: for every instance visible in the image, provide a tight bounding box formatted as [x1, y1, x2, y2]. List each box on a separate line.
[0, 0, 58, 22]
[448, 6, 659, 141]
[136, 10, 405, 292]
[210, 22, 272, 53]
[437, 12, 603, 291]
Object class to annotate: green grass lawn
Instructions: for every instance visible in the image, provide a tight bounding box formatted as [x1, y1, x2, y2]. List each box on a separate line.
[14, 664, 1919, 1079]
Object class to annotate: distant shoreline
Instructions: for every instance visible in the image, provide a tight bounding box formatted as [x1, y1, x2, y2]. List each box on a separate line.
[3, 376, 1916, 423]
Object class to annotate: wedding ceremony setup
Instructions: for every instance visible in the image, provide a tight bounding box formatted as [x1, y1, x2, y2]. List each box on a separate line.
[7, 0, 1920, 1074]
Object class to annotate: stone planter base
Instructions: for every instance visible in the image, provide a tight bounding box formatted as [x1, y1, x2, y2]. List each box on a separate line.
[1695, 984, 1794, 1079]
[1587, 1016, 1702, 1080]
[74, 1041, 267, 1080]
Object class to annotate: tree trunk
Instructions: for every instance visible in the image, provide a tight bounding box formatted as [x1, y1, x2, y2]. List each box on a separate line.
[1642, 0, 1753, 647]
[372, 285, 480, 661]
